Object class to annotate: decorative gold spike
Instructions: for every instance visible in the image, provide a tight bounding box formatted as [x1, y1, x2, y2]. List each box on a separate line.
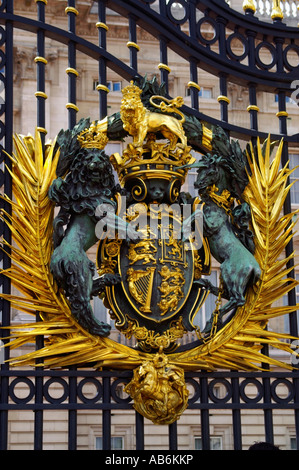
[271, 0, 284, 19]
[242, 0, 256, 12]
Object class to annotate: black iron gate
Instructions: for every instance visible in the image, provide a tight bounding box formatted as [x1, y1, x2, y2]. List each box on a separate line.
[1, 0, 299, 450]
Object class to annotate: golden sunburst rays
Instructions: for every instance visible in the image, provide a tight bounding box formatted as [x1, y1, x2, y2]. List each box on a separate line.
[0, 130, 149, 368]
[169, 137, 299, 371]
[0, 131, 298, 371]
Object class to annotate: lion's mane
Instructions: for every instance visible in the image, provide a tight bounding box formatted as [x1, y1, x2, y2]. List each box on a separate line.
[49, 147, 119, 247]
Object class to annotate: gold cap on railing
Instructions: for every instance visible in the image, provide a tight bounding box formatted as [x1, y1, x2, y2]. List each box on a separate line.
[242, 0, 256, 13]
[271, 0, 284, 20]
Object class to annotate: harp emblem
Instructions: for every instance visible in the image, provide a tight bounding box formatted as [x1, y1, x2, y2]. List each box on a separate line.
[127, 266, 156, 313]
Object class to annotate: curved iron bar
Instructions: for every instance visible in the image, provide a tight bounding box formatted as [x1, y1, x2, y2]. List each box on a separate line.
[0, 9, 298, 143]
[106, 0, 299, 89]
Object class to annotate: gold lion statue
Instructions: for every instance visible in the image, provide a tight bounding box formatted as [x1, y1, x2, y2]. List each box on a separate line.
[120, 81, 187, 151]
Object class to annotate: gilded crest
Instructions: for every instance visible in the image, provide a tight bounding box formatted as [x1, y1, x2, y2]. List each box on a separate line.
[1, 78, 298, 426]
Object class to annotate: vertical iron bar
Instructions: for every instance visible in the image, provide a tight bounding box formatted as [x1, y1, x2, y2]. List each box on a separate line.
[217, 16, 227, 58]
[102, 376, 111, 450]
[275, 36, 284, 75]
[34, 1, 47, 449]
[200, 374, 210, 450]
[294, 378, 299, 449]
[169, 421, 178, 450]
[247, 29, 258, 146]
[159, 0, 167, 17]
[68, 368, 77, 450]
[276, 87, 299, 446]
[0, 0, 13, 450]
[247, 29, 257, 69]
[262, 347, 274, 444]
[217, 16, 228, 123]
[276, 90, 298, 334]
[128, 14, 139, 73]
[248, 83, 258, 132]
[263, 387, 274, 443]
[135, 411, 144, 450]
[159, 36, 170, 94]
[231, 376, 242, 449]
[34, 373, 43, 450]
[66, 0, 78, 129]
[97, 0, 108, 120]
[188, 0, 197, 39]
[189, 59, 199, 110]
[218, 73, 229, 122]
[36, 0, 47, 144]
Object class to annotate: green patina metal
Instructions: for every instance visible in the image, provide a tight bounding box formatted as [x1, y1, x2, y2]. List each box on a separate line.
[48, 78, 260, 347]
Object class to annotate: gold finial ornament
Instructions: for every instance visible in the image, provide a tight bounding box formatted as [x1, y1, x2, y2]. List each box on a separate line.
[271, 0, 283, 19]
[77, 121, 109, 149]
[242, 0, 256, 12]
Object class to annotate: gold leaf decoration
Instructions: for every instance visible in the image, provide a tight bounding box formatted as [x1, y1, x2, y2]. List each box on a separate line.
[169, 137, 299, 371]
[0, 132, 298, 371]
[0, 132, 132, 367]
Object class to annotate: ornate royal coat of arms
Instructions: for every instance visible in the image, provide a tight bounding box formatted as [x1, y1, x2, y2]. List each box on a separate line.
[1, 77, 298, 424]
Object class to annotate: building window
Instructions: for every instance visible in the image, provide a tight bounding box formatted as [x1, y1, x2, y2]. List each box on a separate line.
[195, 436, 222, 450]
[95, 436, 124, 450]
[290, 437, 297, 449]
[199, 87, 212, 98]
[93, 80, 122, 92]
[186, 87, 213, 99]
[108, 81, 122, 92]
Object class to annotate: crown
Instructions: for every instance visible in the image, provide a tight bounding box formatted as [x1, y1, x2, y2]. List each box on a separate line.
[77, 121, 109, 149]
[121, 81, 143, 101]
[110, 136, 195, 186]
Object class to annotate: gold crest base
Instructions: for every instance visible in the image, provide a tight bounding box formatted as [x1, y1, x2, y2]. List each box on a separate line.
[124, 353, 189, 425]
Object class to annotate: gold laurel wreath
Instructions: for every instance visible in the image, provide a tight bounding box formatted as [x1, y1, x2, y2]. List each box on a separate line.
[0, 131, 298, 371]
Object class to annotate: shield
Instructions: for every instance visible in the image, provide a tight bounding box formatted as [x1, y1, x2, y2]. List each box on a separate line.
[97, 201, 210, 349]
